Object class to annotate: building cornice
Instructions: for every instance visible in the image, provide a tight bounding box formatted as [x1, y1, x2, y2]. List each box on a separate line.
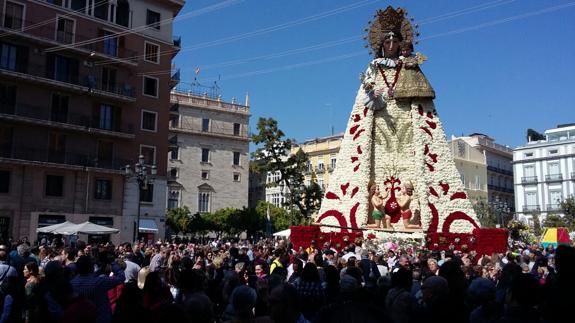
[512, 153, 575, 164]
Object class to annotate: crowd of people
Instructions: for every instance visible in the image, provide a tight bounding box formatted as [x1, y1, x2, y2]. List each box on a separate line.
[0, 235, 573, 323]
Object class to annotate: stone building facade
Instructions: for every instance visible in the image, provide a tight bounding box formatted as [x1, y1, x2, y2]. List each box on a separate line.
[168, 91, 250, 214]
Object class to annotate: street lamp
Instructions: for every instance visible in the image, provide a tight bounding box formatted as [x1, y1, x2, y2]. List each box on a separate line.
[125, 155, 157, 242]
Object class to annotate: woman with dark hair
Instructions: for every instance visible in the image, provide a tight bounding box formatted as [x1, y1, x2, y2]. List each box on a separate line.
[142, 271, 173, 311]
[23, 262, 40, 323]
[293, 263, 325, 321]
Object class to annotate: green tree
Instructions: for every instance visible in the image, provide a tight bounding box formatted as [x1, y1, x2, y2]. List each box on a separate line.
[527, 128, 545, 142]
[166, 206, 192, 235]
[473, 200, 497, 228]
[532, 212, 542, 237]
[251, 117, 323, 222]
[559, 195, 575, 229]
[255, 201, 304, 232]
[543, 214, 569, 228]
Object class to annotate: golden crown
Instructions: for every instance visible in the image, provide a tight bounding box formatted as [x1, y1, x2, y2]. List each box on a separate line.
[364, 6, 419, 57]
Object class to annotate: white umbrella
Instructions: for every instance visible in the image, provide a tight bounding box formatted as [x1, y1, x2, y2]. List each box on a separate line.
[36, 221, 76, 233]
[53, 221, 119, 235]
[272, 228, 291, 237]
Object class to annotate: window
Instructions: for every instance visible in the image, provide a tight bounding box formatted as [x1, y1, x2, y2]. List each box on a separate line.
[167, 190, 179, 209]
[94, 1, 108, 20]
[549, 190, 562, 206]
[330, 156, 336, 170]
[475, 175, 481, 190]
[201, 170, 209, 180]
[233, 152, 240, 166]
[317, 160, 324, 171]
[101, 67, 117, 92]
[548, 162, 560, 175]
[98, 104, 114, 130]
[169, 168, 178, 179]
[201, 148, 210, 163]
[146, 9, 161, 29]
[269, 193, 281, 207]
[524, 164, 535, 177]
[306, 161, 312, 172]
[49, 54, 78, 84]
[233, 172, 241, 182]
[56, 17, 74, 44]
[143, 76, 158, 97]
[70, 0, 86, 12]
[548, 149, 558, 155]
[198, 191, 210, 213]
[460, 174, 465, 186]
[233, 123, 241, 136]
[94, 179, 112, 200]
[524, 152, 533, 158]
[202, 118, 209, 132]
[0, 84, 17, 114]
[0, 43, 17, 71]
[318, 178, 324, 189]
[169, 147, 179, 160]
[0, 170, 9, 193]
[141, 110, 157, 131]
[102, 30, 118, 57]
[48, 132, 66, 163]
[45, 175, 64, 197]
[144, 42, 159, 63]
[139, 183, 154, 203]
[50, 94, 69, 123]
[525, 191, 537, 208]
[97, 141, 113, 167]
[140, 145, 156, 165]
[3, 1, 24, 30]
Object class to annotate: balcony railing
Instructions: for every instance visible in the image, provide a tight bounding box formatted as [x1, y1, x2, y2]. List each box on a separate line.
[1, 18, 138, 62]
[0, 102, 134, 136]
[523, 205, 540, 212]
[0, 147, 129, 171]
[0, 61, 135, 100]
[487, 165, 513, 176]
[328, 166, 335, 172]
[487, 184, 513, 193]
[521, 176, 538, 184]
[316, 167, 325, 174]
[547, 204, 561, 211]
[545, 174, 563, 182]
[170, 122, 249, 139]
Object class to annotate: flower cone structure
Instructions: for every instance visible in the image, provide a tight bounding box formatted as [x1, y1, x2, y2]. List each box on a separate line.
[315, 7, 480, 237]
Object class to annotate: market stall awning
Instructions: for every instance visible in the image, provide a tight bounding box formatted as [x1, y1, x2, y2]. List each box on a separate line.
[36, 221, 76, 233]
[139, 219, 158, 233]
[52, 221, 119, 235]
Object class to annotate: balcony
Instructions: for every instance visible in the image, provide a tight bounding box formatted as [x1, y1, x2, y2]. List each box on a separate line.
[545, 174, 563, 182]
[521, 176, 538, 184]
[316, 167, 325, 174]
[0, 103, 134, 139]
[0, 62, 135, 102]
[305, 169, 313, 175]
[328, 166, 335, 172]
[547, 204, 561, 212]
[0, 147, 129, 172]
[0, 18, 138, 65]
[487, 165, 514, 176]
[170, 120, 249, 141]
[522, 205, 540, 212]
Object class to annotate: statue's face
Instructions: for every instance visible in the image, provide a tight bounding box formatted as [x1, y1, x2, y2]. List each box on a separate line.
[382, 37, 400, 58]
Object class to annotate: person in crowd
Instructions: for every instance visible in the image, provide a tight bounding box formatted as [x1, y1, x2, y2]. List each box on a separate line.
[70, 255, 125, 323]
[23, 262, 41, 323]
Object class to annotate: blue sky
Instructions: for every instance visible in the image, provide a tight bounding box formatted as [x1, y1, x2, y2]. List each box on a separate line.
[172, 0, 575, 150]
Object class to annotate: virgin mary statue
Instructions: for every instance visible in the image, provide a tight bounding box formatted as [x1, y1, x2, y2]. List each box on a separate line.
[316, 7, 481, 236]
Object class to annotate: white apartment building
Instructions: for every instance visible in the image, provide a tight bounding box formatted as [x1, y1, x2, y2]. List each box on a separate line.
[513, 124, 575, 225]
[168, 90, 250, 214]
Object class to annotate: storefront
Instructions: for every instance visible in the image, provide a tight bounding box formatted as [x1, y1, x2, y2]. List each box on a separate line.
[138, 219, 158, 244]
